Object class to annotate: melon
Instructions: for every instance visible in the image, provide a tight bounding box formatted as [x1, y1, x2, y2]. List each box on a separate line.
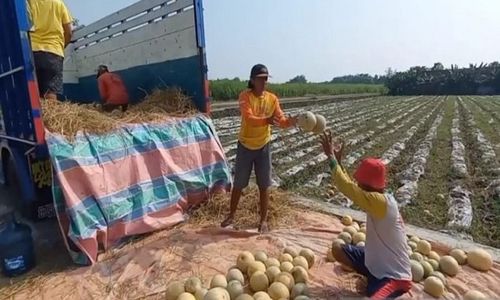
[291, 266, 309, 283]
[274, 272, 295, 290]
[227, 280, 244, 299]
[297, 112, 317, 132]
[326, 247, 336, 262]
[312, 114, 327, 134]
[266, 266, 281, 282]
[279, 253, 294, 263]
[291, 283, 309, 298]
[439, 256, 460, 276]
[284, 246, 299, 258]
[292, 256, 309, 270]
[185, 277, 203, 294]
[250, 271, 269, 292]
[410, 252, 424, 262]
[203, 288, 230, 300]
[253, 292, 272, 300]
[428, 251, 440, 261]
[409, 235, 420, 243]
[343, 226, 357, 236]
[254, 251, 268, 263]
[210, 274, 227, 289]
[356, 241, 365, 247]
[429, 271, 447, 286]
[352, 232, 366, 244]
[408, 241, 417, 251]
[166, 281, 185, 300]
[351, 222, 360, 231]
[449, 249, 467, 265]
[341, 215, 353, 226]
[417, 240, 432, 255]
[338, 232, 352, 244]
[247, 261, 266, 277]
[177, 293, 196, 300]
[467, 248, 493, 272]
[359, 226, 366, 234]
[265, 258, 281, 269]
[226, 268, 245, 284]
[236, 251, 255, 272]
[423, 276, 445, 298]
[194, 288, 208, 300]
[428, 259, 439, 271]
[410, 260, 425, 282]
[280, 261, 294, 273]
[463, 290, 488, 300]
[332, 238, 346, 248]
[235, 294, 253, 300]
[299, 248, 315, 268]
[421, 261, 433, 278]
[268, 282, 290, 300]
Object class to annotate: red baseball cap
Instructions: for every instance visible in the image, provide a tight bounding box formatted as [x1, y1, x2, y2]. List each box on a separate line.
[353, 157, 387, 190]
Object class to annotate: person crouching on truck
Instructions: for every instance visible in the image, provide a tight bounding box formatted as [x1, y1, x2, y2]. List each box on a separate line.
[96, 65, 130, 112]
[319, 130, 412, 299]
[28, 0, 73, 100]
[221, 64, 297, 233]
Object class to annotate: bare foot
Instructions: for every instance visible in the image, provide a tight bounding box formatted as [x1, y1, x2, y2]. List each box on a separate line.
[258, 222, 269, 233]
[221, 216, 234, 228]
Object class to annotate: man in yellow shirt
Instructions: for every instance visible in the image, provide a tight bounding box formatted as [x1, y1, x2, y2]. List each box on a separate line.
[221, 64, 297, 233]
[28, 0, 73, 100]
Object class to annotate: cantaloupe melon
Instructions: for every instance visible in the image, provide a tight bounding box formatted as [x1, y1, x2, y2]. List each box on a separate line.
[359, 226, 366, 234]
[292, 256, 309, 270]
[203, 288, 230, 300]
[291, 283, 309, 298]
[352, 232, 366, 244]
[166, 281, 185, 300]
[343, 226, 357, 236]
[284, 247, 299, 258]
[185, 277, 203, 294]
[410, 252, 424, 262]
[463, 290, 488, 300]
[253, 291, 272, 300]
[226, 268, 245, 284]
[227, 280, 244, 299]
[341, 215, 353, 226]
[417, 240, 432, 255]
[254, 251, 268, 263]
[274, 272, 295, 290]
[409, 235, 420, 243]
[356, 241, 365, 247]
[268, 282, 290, 300]
[210, 274, 227, 289]
[235, 294, 253, 300]
[428, 259, 439, 271]
[247, 261, 267, 277]
[421, 260, 433, 278]
[177, 292, 196, 300]
[411, 260, 425, 282]
[408, 241, 417, 251]
[250, 271, 269, 292]
[332, 238, 346, 248]
[236, 251, 255, 272]
[279, 253, 294, 263]
[297, 112, 317, 132]
[280, 261, 294, 273]
[312, 114, 327, 134]
[194, 288, 208, 300]
[291, 266, 309, 283]
[429, 271, 447, 286]
[299, 248, 315, 268]
[266, 266, 281, 282]
[338, 232, 352, 244]
[351, 222, 360, 231]
[467, 248, 493, 272]
[326, 247, 336, 262]
[428, 251, 440, 261]
[423, 276, 445, 298]
[265, 258, 281, 269]
[449, 249, 467, 265]
[439, 256, 460, 276]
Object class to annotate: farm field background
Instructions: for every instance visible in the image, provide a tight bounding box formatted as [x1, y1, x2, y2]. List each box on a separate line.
[213, 95, 500, 248]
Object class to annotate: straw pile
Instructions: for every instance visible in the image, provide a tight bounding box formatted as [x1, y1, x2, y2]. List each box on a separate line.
[41, 88, 197, 139]
[189, 185, 297, 229]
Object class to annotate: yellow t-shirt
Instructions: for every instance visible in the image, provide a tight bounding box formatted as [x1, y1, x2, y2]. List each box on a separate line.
[238, 90, 292, 150]
[28, 0, 73, 57]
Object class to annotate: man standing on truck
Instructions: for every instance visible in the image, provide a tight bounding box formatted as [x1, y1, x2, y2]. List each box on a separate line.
[96, 65, 130, 112]
[221, 64, 297, 233]
[28, 0, 73, 100]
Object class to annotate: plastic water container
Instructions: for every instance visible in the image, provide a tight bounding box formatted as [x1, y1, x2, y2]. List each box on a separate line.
[0, 214, 36, 277]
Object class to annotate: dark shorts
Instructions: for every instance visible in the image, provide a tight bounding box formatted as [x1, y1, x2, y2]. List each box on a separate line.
[33, 51, 64, 96]
[103, 103, 129, 112]
[233, 142, 272, 189]
[342, 244, 412, 299]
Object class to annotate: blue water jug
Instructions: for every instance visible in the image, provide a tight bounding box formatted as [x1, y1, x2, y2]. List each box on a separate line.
[0, 214, 36, 277]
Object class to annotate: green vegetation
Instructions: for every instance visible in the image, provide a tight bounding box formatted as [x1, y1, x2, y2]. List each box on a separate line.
[210, 79, 387, 101]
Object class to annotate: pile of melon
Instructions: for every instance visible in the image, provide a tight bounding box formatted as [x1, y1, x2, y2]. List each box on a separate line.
[297, 111, 327, 134]
[406, 235, 493, 299]
[325, 215, 366, 263]
[165, 247, 316, 300]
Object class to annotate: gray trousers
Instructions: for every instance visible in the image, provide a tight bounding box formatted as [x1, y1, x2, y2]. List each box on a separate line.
[233, 142, 272, 189]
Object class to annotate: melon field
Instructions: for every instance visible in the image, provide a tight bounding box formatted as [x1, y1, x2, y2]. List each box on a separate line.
[213, 96, 500, 248]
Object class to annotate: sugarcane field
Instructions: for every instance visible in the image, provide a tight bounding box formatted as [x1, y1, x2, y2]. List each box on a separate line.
[1, 0, 500, 300]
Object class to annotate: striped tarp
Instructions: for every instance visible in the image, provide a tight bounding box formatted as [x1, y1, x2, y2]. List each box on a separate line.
[47, 115, 232, 265]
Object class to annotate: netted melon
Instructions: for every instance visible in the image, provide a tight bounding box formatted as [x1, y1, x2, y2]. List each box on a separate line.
[291, 266, 309, 283]
[332, 238, 346, 248]
[227, 280, 244, 299]
[177, 292, 196, 300]
[449, 249, 467, 265]
[423, 276, 445, 298]
[268, 282, 290, 300]
[226, 268, 245, 284]
[250, 271, 269, 292]
[408, 241, 417, 251]
[254, 251, 268, 263]
[279, 253, 294, 263]
[297, 112, 317, 132]
[274, 272, 295, 290]
[184, 277, 202, 294]
[439, 255, 460, 276]
[421, 260, 433, 278]
[341, 215, 353, 226]
[292, 256, 309, 270]
[428, 259, 439, 271]
[266, 266, 281, 282]
[203, 287, 230, 300]
[411, 260, 425, 282]
[253, 291, 272, 300]
[235, 294, 253, 300]
[409, 235, 420, 243]
[247, 261, 266, 277]
[210, 274, 227, 289]
[280, 261, 294, 273]
[356, 241, 365, 247]
[467, 248, 492, 272]
[417, 240, 432, 256]
[410, 252, 424, 262]
[194, 288, 208, 300]
[299, 248, 315, 268]
[463, 290, 488, 300]
[291, 283, 309, 298]
[338, 232, 352, 244]
[265, 258, 280, 269]
[429, 271, 447, 286]
[428, 251, 440, 261]
[284, 246, 299, 258]
[312, 114, 326, 134]
[351, 222, 360, 231]
[166, 281, 185, 300]
[352, 232, 366, 244]
[236, 251, 255, 273]
[343, 226, 357, 236]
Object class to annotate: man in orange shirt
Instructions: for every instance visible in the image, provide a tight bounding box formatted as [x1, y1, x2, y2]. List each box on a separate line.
[97, 65, 130, 112]
[221, 64, 297, 233]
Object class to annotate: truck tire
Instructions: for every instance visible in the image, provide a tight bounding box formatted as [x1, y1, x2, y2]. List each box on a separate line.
[3, 157, 32, 218]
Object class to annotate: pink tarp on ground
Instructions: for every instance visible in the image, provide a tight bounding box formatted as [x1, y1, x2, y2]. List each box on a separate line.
[2, 211, 499, 299]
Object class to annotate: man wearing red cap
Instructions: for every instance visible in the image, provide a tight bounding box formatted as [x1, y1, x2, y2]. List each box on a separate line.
[320, 130, 412, 299]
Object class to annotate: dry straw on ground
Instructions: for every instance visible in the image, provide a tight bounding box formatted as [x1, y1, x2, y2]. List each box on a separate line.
[41, 88, 197, 139]
[190, 185, 297, 229]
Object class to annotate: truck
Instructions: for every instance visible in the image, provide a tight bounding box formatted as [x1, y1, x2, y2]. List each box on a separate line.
[0, 0, 211, 220]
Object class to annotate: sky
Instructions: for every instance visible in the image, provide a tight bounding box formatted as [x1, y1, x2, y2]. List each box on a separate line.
[65, 0, 500, 83]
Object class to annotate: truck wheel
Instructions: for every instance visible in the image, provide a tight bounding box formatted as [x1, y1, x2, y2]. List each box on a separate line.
[4, 157, 31, 218]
